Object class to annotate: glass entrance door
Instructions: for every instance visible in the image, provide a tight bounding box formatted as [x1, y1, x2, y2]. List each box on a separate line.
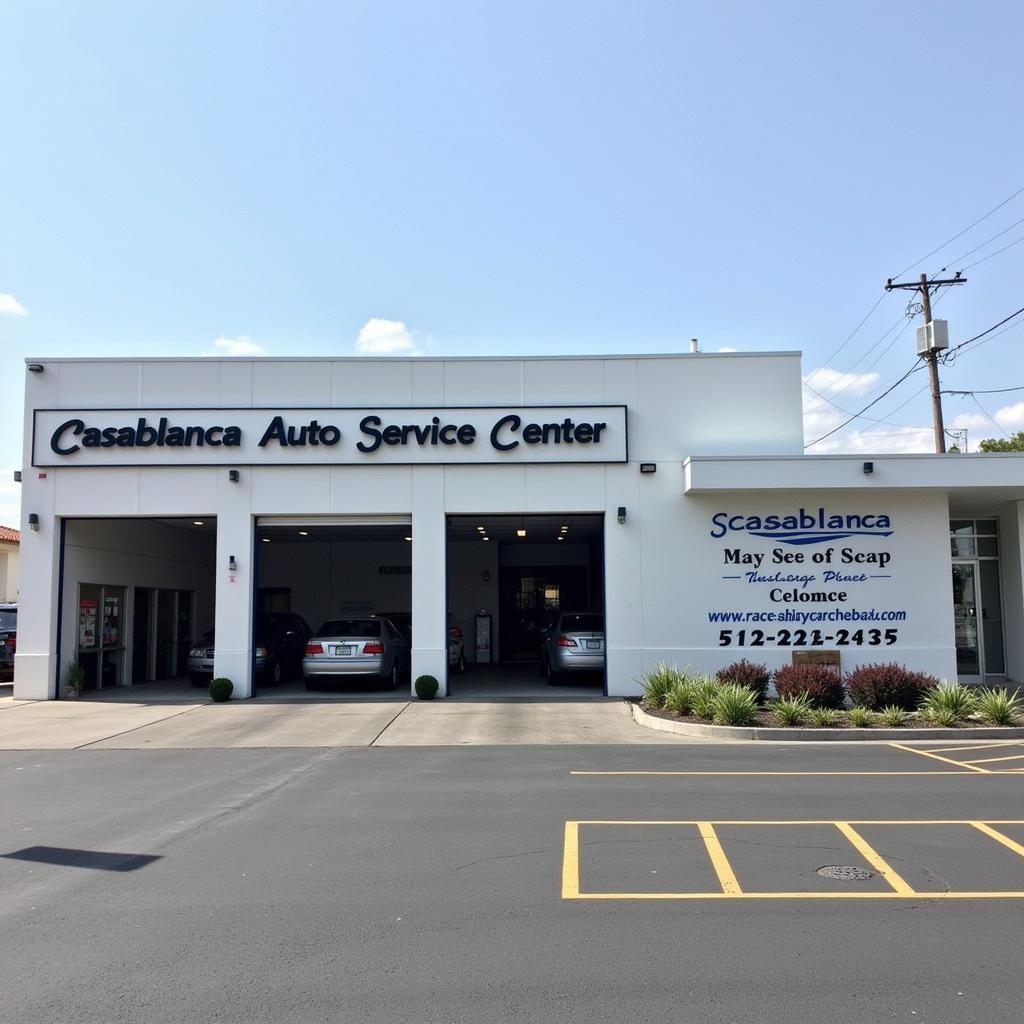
[951, 561, 982, 678]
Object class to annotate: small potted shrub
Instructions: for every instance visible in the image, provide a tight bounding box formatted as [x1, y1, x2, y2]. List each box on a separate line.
[209, 677, 233, 702]
[63, 661, 87, 700]
[716, 659, 770, 703]
[415, 674, 439, 700]
[773, 664, 844, 709]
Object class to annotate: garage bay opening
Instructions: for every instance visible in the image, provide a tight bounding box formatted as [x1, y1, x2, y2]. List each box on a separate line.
[446, 514, 605, 694]
[254, 520, 412, 696]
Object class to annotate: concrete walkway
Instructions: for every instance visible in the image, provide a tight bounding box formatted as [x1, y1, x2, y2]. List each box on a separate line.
[0, 691, 686, 748]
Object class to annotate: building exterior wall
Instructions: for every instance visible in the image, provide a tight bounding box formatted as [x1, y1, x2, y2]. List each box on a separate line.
[13, 351, 1023, 699]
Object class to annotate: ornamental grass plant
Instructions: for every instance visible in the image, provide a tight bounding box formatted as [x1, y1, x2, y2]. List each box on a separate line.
[710, 684, 759, 727]
[771, 692, 812, 727]
[974, 687, 1023, 726]
[639, 662, 682, 708]
[919, 682, 977, 724]
[847, 705, 875, 728]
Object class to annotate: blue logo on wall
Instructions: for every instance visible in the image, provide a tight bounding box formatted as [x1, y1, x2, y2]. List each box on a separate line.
[710, 508, 893, 546]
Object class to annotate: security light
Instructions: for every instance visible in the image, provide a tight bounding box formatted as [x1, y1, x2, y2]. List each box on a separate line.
[229, 469, 240, 482]
[28, 513, 39, 531]
[27, 363, 44, 373]
[863, 461, 874, 475]
[228, 555, 237, 572]
[640, 463, 657, 474]
[13, 471, 21, 482]
[617, 506, 627, 525]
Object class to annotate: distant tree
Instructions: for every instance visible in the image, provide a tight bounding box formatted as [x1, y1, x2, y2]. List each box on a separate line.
[978, 431, 1024, 452]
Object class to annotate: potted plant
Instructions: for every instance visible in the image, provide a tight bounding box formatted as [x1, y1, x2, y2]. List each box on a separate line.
[63, 661, 87, 700]
[414, 674, 439, 700]
[209, 677, 234, 702]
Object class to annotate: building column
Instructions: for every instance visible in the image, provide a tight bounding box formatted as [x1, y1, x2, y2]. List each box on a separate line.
[410, 468, 448, 696]
[213, 474, 254, 699]
[13, 506, 61, 700]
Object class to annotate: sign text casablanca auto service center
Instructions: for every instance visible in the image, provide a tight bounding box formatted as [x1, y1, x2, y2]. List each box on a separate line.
[13, 350, 1024, 699]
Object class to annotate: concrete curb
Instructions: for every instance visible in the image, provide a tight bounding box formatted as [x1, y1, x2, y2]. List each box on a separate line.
[630, 702, 1024, 742]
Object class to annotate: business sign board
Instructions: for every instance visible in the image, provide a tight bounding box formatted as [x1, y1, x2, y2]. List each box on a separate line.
[32, 406, 628, 467]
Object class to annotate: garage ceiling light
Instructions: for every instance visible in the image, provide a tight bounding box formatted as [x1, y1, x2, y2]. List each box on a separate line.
[476, 525, 485, 532]
[481, 535, 490, 541]
[556, 536, 564, 542]
[193, 520, 204, 526]
[261, 537, 270, 543]
[516, 528, 527, 537]
[404, 536, 412, 542]
[298, 530, 309, 536]
[560, 525, 569, 532]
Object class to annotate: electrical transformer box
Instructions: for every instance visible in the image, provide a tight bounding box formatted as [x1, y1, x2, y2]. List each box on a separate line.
[916, 319, 949, 356]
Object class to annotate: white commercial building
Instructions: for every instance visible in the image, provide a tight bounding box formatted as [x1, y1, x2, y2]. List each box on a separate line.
[13, 350, 1024, 700]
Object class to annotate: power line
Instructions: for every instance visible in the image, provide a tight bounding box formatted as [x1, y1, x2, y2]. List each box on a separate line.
[941, 214, 1024, 267]
[805, 361, 923, 448]
[961, 233, 1024, 271]
[944, 385, 1024, 396]
[890, 183, 1024, 279]
[945, 305, 1024, 356]
[971, 395, 1008, 438]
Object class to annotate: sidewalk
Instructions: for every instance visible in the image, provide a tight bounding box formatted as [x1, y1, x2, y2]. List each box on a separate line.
[0, 690, 685, 748]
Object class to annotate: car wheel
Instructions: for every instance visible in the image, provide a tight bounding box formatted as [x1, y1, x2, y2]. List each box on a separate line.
[546, 659, 561, 686]
[388, 662, 399, 690]
[266, 658, 282, 685]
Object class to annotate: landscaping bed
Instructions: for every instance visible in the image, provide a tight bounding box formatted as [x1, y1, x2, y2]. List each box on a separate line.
[632, 659, 1024, 739]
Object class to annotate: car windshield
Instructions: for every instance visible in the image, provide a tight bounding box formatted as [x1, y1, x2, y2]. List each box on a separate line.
[560, 614, 603, 632]
[0, 610, 16, 630]
[316, 620, 382, 638]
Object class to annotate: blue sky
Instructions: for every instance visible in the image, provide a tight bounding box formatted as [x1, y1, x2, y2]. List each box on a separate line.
[2, 1, 1023, 524]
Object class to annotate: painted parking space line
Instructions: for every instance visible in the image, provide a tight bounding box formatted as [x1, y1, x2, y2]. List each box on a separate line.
[961, 752, 1024, 765]
[570, 769, 1021, 777]
[924, 741, 1024, 754]
[563, 819, 1024, 900]
[888, 742, 991, 772]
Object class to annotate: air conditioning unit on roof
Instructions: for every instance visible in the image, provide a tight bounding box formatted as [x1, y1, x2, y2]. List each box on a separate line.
[916, 319, 949, 356]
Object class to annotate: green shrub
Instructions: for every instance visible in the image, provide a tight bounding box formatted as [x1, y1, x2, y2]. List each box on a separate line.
[691, 676, 724, 720]
[772, 693, 812, 727]
[773, 664, 845, 709]
[879, 705, 908, 727]
[809, 707, 839, 728]
[716, 660, 771, 703]
[639, 662, 682, 708]
[847, 706, 874, 728]
[846, 662, 938, 710]
[711, 684, 759, 727]
[919, 682, 977, 723]
[414, 674, 439, 700]
[974, 687, 1023, 726]
[209, 677, 233, 702]
[664, 678, 697, 716]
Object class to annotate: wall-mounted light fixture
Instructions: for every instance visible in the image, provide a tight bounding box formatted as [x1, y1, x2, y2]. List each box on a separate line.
[28, 513, 39, 532]
[863, 461, 874, 475]
[482, 569, 491, 583]
[13, 470, 21, 482]
[228, 555, 237, 572]
[229, 469, 240, 482]
[27, 363, 44, 373]
[640, 463, 657, 474]
[617, 506, 627, 525]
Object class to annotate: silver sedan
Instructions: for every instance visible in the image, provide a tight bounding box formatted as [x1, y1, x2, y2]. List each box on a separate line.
[303, 617, 408, 690]
[541, 612, 605, 684]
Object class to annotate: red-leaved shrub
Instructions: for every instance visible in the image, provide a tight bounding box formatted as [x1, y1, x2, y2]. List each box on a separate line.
[772, 664, 845, 709]
[845, 662, 938, 710]
[716, 659, 771, 703]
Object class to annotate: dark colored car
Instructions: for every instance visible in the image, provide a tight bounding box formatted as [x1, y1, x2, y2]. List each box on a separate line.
[0, 604, 16, 682]
[188, 612, 312, 686]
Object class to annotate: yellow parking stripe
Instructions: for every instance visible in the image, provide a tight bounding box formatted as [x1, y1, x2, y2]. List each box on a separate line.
[889, 742, 991, 772]
[561, 821, 580, 899]
[566, 890, 1024, 900]
[962, 753, 1024, 765]
[833, 822, 915, 895]
[925, 742, 1024, 754]
[971, 822, 1024, 860]
[569, 770, 1009, 777]
[697, 822, 742, 894]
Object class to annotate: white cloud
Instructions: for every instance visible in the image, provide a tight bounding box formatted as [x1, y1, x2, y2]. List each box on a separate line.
[810, 425, 934, 455]
[951, 401, 1024, 446]
[0, 293, 28, 316]
[355, 318, 421, 355]
[804, 367, 880, 397]
[202, 335, 266, 357]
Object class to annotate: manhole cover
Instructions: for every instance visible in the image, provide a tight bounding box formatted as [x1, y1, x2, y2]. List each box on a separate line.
[817, 865, 875, 880]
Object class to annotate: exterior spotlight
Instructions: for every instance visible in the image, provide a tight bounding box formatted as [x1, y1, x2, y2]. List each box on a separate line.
[28, 513, 40, 532]
[228, 555, 237, 572]
[863, 461, 874, 475]
[13, 470, 21, 482]
[27, 363, 44, 373]
[617, 506, 627, 525]
[640, 463, 657, 474]
[229, 469, 240, 482]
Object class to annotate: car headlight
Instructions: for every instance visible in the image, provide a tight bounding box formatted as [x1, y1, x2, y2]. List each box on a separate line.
[189, 646, 204, 657]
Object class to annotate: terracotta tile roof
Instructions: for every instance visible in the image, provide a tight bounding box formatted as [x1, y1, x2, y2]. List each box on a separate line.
[0, 526, 20, 543]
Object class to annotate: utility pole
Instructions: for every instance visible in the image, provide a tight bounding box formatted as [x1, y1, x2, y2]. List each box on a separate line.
[884, 271, 966, 453]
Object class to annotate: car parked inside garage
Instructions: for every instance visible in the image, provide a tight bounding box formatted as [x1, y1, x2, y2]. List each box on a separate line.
[188, 611, 312, 687]
[540, 611, 605, 684]
[303, 616, 409, 690]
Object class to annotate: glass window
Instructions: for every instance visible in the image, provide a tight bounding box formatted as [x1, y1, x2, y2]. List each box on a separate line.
[950, 520, 974, 536]
[975, 519, 998, 535]
[316, 619, 382, 638]
[978, 537, 999, 558]
[951, 537, 976, 558]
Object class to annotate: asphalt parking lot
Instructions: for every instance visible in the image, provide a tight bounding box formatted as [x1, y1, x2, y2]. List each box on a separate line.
[3, 740, 1023, 1023]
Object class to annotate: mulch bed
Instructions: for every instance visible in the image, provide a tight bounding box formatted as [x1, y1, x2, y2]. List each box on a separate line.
[640, 704, 1011, 730]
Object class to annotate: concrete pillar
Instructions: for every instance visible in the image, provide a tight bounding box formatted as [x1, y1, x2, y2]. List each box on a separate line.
[213, 473, 254, 698]
[410, 467, 447, 696]
[1001, 500, 1024, 683]
[13, 503, 61, 700]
